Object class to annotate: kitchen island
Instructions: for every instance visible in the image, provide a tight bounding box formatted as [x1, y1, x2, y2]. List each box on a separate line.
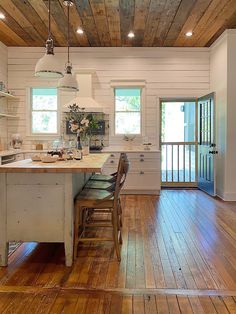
[0, 153, 109, 267]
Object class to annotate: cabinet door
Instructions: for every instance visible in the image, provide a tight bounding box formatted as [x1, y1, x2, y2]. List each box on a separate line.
[124, 171, 160, 190]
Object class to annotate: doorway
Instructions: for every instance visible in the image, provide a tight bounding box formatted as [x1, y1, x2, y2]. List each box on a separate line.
[160, 99, 197, 187]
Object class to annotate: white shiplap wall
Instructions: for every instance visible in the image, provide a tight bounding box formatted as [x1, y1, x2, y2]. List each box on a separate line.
[0, 42, 8, 149]
[7, 47, 210, 149]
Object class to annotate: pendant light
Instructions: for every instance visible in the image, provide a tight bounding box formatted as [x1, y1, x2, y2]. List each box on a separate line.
[58, 0, 78, 91]
[35, 0, 63, 78]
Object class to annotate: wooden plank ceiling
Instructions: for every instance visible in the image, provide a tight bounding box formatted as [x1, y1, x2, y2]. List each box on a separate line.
[0, 0, 236, 47]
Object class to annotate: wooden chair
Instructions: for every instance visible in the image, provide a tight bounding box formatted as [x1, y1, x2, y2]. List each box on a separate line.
[89, 153, 126, 183]
[84, 153, 128, 227]
[74, 158, 129, 261]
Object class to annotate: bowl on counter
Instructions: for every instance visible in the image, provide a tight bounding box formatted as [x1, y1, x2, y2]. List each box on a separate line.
[31, 154, 42, 162]
[41, 155, 58, 163]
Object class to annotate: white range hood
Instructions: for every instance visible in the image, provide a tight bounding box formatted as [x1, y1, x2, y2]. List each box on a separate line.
[63, 69, 103, 113]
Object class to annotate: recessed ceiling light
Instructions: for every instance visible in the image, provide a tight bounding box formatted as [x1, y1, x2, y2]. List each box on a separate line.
[0, 13, 5, 19]
[128, 31, 135, 38]
[186, 31, 193, 37]
[77, 28, 84, 34]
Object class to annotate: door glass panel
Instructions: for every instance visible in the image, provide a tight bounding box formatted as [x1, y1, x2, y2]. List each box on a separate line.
[161, 101, 196, 185]
[161, 102, 195, 142]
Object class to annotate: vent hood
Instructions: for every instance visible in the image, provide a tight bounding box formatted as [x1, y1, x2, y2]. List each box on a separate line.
[63, 69, 103, 113]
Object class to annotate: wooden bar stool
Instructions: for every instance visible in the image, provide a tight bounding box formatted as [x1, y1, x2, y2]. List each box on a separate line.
[89, 153, 126, 183]
[84, 153, 128, 227]
[74, 159, 129, 261]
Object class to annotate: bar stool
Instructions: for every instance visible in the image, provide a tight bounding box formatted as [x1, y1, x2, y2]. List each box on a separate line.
[73, 159, 129, 261]
[89, 153, 126, 183]
[84, 153, 128, 227]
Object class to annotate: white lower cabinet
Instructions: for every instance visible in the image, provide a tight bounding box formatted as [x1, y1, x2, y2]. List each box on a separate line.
[102, 151, 160, 195]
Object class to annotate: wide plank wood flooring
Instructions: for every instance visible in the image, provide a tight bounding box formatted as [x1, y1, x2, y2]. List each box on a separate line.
[1, 190, 236, 313]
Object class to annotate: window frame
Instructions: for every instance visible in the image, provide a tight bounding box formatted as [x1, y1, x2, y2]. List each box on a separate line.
[111, 82, 146, 137]
[27, 87, 60, 138]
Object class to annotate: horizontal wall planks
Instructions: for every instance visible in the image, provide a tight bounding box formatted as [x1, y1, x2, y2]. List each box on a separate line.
[7, 46, 210, 147]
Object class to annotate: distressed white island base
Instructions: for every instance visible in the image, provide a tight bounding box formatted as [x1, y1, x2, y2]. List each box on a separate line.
[0, 154, 109, 267]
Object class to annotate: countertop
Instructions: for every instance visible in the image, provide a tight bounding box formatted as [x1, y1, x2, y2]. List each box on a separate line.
[0, 153, 109, 173]
[0, 146, 160, 158]
[101, 146, 160, 153]
[0, 149, 46, 157]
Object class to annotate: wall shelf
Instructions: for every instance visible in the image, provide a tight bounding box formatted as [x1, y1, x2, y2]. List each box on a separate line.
[0, 91, 18, 99]
[0, 113, 18, 119]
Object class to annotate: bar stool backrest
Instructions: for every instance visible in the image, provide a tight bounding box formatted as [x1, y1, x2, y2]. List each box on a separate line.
[113, 156, 129, 201]
[109, 152, 127, 183]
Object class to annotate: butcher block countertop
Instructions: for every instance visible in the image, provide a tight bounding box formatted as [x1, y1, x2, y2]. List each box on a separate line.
[0, 153, 109, 173]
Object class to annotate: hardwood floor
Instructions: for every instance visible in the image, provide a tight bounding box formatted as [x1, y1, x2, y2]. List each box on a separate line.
[1, 190, 236, 313]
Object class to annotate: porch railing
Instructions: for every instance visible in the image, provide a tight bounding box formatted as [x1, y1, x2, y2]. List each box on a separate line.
[161, 142, 197, 186]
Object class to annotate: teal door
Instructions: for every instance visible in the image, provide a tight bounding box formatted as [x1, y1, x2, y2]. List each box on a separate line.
[198, 93, 217, 196]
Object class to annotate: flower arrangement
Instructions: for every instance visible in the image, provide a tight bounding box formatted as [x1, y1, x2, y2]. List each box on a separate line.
[65, 103, 99, 139]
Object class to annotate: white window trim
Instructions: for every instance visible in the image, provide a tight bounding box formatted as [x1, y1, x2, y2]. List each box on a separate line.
[26, 87, 61, 139]
[110, 80, 146, 138]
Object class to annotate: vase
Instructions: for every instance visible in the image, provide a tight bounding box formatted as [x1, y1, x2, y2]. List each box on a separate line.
[81, 136, 90, 156]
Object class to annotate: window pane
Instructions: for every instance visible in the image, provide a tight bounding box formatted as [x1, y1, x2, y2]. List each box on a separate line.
[32, 112, 57, 133]
[32, 88, 57, 110]
[115, 112, 140, 134]
[115, 88, 141, 111]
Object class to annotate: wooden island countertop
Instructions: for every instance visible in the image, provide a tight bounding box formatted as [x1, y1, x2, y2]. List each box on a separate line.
[0, 153, 109, 173]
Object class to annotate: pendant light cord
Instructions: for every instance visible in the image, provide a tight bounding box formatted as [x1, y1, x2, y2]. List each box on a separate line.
[49, 0, 51, 40]
[67, 4, 70, 64]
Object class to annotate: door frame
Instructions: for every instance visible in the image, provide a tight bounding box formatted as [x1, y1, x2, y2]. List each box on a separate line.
[159, 98, 198, 187]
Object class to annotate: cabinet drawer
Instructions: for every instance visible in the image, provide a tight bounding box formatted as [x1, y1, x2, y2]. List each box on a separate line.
[124, 171, 160, 190]
[130, 159, 160, 170]
[127, 152, 160, 159]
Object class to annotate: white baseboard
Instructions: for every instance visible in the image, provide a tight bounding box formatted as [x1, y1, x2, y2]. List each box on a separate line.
[216, 188, 236, 201]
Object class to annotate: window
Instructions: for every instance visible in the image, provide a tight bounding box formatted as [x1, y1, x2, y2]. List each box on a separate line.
[31, 88, 58, 134]
[114, 88, 141, 135]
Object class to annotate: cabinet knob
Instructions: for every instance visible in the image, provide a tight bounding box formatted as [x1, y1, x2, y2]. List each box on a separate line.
[140, 158, 144, 162]
[110, 160, 114, 163]
[110, 154, 115, 157]
[140, 154, 144, 157]
[140, 171, 144, 175]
